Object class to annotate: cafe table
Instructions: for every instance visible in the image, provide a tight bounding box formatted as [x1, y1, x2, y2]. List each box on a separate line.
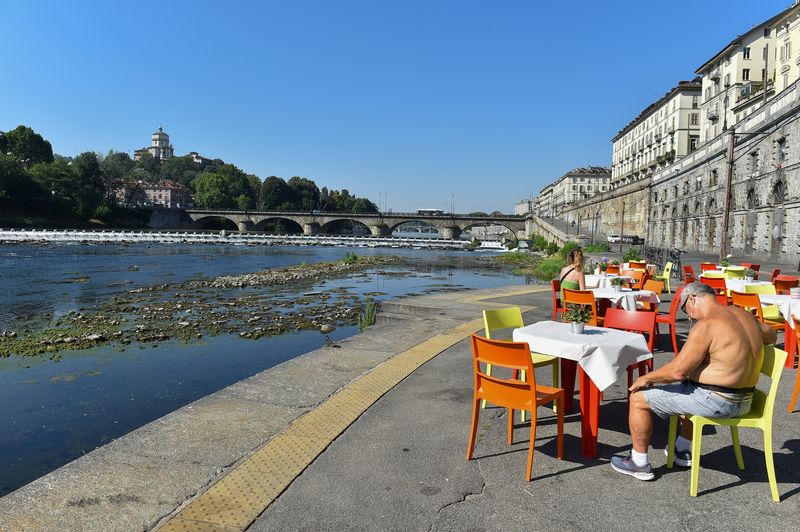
[513, 320, 652, 458]
[585, 273, 633, 289]
[724, 278, 772, 292]
[755, 293, 799, 368]
[589, 287, 659, 311]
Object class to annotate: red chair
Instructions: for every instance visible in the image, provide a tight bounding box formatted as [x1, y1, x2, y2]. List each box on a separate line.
[773, 275, 799, 295]
[740, 262, 761, 280]
[715, 294, 730, 306]
[683, 264, 695, 280]
[700, 262, 717, 272]
[656, 285, 683, 357]
[684, 271, 695, 285]
[604, 308, 658, 392]
[606, 264, 620, 275]
[700, 276, 727, 296]
[551, 279, 565, 320]
[466, 335, 564, 481]
[769, 268, 781, 283]
[789, 317, 800, 413]
[629, 261, 647, 270]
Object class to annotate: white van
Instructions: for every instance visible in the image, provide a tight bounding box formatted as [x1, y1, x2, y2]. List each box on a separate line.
[607, 234, 621, 243]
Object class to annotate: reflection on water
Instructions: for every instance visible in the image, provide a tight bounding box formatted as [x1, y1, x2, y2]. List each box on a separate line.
[0, 242, 522, 496]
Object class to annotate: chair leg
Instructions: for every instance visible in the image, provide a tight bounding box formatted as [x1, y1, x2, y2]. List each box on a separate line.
[763, 426, 780, 502]
[526, 415, 536, 482]
[731, 426, 744, 470]
[481, 364, 492, 409]
[519, 370, 528, 423]
[556, 394, 564, 460]
[466, 399, 480, 460]
[690, 421, 703, 497]
[670, 323, 680, 357]
[666, 416, 678, 468]
[788, 363, 800, 413]
[551, 360, 559, 413]
[507, 408, 514, 445]
[783, 323, 795, 369]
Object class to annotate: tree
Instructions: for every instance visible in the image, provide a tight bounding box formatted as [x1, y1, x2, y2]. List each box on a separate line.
[0, 153, 35, 205]
[192, 171, 228, 208]
[258, 176, 296, 210]
[159, 155, 201, 188]
[287, 176, 320, 211]
[27, 160, 80, 216]
[99, 150, 135, 203]
[72, 151, 105, 217]
[134, 152, 160, 181]
[2, 125, 54, 168]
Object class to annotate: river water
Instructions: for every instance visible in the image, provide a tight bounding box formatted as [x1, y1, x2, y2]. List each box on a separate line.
[0, 242, 525, 496]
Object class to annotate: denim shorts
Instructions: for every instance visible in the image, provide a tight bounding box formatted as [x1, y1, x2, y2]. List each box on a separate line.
[642, 381, 753, 419]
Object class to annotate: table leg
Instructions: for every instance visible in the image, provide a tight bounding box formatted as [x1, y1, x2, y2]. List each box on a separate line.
[578, 366, 600, 459]
[784, 322, 796, 369]
[560, 359, 577, 414]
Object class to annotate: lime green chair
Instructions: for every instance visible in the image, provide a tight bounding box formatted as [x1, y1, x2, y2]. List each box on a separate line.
[482, 307, 559, 418]
[666, 345, 788, 501]
[744, 284, 783, 322]
[653, 261, 673, 293]
[725, 266, 746, 279]
[702, 270, 725, 279]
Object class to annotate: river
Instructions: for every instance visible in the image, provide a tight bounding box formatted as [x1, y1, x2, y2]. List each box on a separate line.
[0, 242, 525, 496]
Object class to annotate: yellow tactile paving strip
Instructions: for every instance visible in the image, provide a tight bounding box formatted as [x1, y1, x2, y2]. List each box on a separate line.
[160, 289, 543, 531]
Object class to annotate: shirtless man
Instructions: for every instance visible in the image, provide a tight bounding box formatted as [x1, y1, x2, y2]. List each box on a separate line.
[611, 282, 777, 480]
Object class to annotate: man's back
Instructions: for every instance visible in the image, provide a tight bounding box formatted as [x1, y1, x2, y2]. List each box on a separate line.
[689, 304, 765, 388]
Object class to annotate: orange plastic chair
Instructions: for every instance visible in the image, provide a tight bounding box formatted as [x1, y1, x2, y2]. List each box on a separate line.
[683, 264, 695, 280]
[700, 262, 718, 272]
[769, 268, 781, 283]
[629, 270, 646, 289]
[563, 288, 603, 326]
[656, 285, 683, 357]
[551, 280, 565, 321]
[466, 335, 564, 481]
[604, 308, 657, 391]
[773, 275, 799, 295]
[700, 276, 727, 296]
[730, 291, 785, 332]
[740, 262, 761, 280]
[715, 294, 730, 306]
[629, 260, 647, 270]
[789, 317, 800, 413]
[606, 264, 620, 275]
[684, 271, 695, 285]
[640, 279, 665, 311]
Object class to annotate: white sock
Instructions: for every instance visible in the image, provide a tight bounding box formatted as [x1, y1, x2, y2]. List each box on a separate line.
[631, 448, 649, 467]
[675, 435, 692, 453]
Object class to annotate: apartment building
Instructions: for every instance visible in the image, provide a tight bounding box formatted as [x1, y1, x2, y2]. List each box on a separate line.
[532, 183, 553, 217]
[775, 7, 800, 93]
[610, 79, 702, 189]
[551, 167, 611, 213]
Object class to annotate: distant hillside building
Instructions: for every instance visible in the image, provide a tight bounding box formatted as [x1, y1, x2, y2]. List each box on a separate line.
[550, 167, 611, 213]
[115, 180, 191, 209]
[134, 127, 174, 162]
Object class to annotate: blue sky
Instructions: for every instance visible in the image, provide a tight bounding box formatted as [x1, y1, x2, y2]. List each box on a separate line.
[0, 1, 791, 213]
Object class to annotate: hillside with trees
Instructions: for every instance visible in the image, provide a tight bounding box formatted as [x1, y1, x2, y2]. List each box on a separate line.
[0, 125, 378, 227]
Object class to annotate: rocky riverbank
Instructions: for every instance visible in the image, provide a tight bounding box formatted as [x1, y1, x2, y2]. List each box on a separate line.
[0, 255, 400, 358]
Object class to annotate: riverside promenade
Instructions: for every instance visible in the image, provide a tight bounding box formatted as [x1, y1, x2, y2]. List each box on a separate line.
[1, 283, 799, 530]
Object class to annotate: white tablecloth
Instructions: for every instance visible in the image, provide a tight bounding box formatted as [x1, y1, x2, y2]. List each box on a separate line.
[585, 273, 632, 289]
[512, 321, 652, 391]
[589, 288, 660, 310]
[725, 279, 772, 293]
[759, 294, 800, 328]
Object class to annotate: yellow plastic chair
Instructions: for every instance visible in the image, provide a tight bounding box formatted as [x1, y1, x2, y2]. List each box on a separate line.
[725, 266, 746, 279]
[702, 270, 725, 279]
[666, 345, 788, 501]
[653, 261, 673, 293]
[482, 307, 560, 418]
[743, 284, 783, 322]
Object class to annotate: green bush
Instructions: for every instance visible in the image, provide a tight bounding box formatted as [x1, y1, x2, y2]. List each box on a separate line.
[342, 251, 359, 264]
[622, 247, 642, 262]
[583, 243, 610, 253]
[546, 241, 559, 255]
[532, 255, 566, 281]
[359, 297, 377, 332]
[532, 234, 549, 251]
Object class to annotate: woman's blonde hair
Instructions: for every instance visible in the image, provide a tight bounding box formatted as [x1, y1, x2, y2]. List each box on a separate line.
[568, 248, 584, 270]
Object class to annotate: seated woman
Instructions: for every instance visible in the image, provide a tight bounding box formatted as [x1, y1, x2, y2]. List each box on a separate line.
[559, 248, 586, 295]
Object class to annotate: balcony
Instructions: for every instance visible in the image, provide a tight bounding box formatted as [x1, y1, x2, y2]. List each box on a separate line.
[707, 107, 719, 121]
[709, 67, 721, 80]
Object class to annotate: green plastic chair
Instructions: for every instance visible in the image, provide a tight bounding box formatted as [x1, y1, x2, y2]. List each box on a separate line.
[653, 261, 673, 293]
[666, 345, 788, 501]
[482, 307, 559, 418]
[725, 266, 746, 279]
[702, 270, 725, 279]
[743, 284, 783, 321]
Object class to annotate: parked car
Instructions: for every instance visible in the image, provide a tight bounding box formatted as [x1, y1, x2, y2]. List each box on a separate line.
[607, 234, 621, 243]
[622, 235, 645, 245]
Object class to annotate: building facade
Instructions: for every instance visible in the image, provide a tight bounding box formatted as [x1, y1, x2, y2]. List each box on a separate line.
[611, 79, 702, 189]
[514, 198, 531, 216]
[134, 127, 174, 162]
[116, 180, 192, 209]
[551, 167, 611, 213]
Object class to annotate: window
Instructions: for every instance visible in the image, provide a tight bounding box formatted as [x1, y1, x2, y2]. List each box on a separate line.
[763, 46, 769, 60]
[784, 72, 789, 87]
[710, 169, 718, 187]
[777, 138, 788, 165]
[690, 113, 699, 125]
[724, 73, 730, 86]
[692, 96, 698, 109]
[743, 68, 750, 81]
[743, 47, 751, 59]
[764, 28, 771, 38]
[750, 151, 759, 176]
[689, 136, 699, 153]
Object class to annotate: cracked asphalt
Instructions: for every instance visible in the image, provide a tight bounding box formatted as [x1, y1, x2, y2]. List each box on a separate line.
[250, 289, 800, 531]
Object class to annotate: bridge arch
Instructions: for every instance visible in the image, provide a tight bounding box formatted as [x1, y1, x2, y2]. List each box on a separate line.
[320, 218, 372, 236]
[192, 215, 239, 231]
[254, 217, 304, 234]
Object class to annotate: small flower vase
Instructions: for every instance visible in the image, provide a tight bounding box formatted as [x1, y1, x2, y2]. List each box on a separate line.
[595, 267, 600, 275]
[601, 271, 607, 277]
[570, 321, 585, 334]
[614, 285, 622, 293]
[746, 276, 754, 282]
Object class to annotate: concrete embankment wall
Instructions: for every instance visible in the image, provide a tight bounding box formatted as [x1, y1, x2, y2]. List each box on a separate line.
[525, 216, 584, 246]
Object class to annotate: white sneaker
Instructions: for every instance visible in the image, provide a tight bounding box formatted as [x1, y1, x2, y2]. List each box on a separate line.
[664, 447, 692, 467]
[610, 455, 655, 481]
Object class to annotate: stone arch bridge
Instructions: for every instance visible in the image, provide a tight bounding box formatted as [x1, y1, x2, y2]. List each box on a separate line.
[176, 209, 525, 239]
